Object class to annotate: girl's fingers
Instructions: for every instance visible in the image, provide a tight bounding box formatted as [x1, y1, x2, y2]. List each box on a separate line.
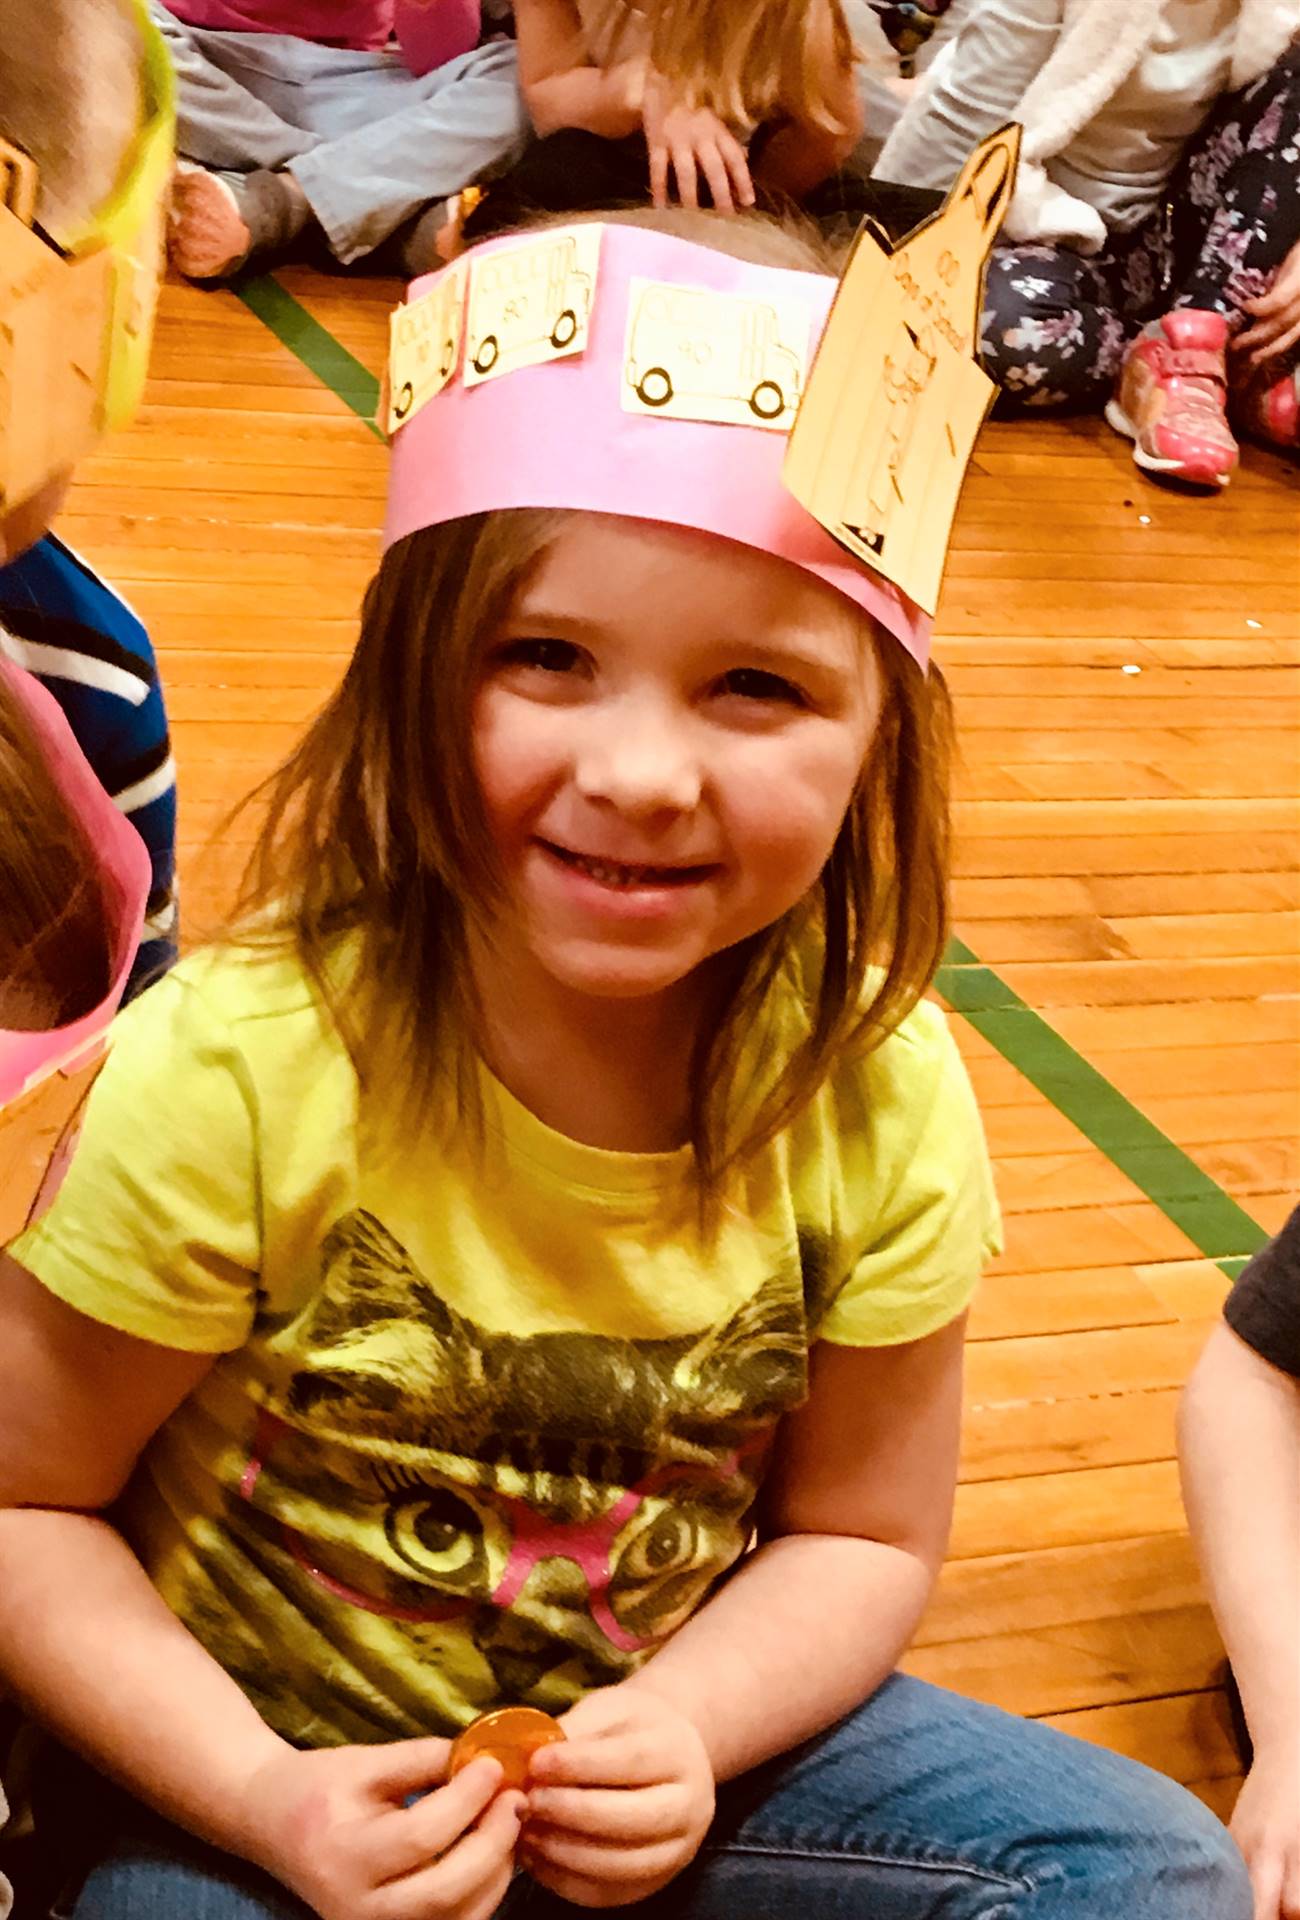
[384, 1791, 524, 1912]
[368, 1734, 456, 1799]
[1267, 315, 1300, 363]
[672, 142, 700, 208]
[524, 1825, 682, 1883]
[521, 1857, 605, 1908]
[531, 1735, 672, 1789]
[1241, 284, 1289, 320]
[699, 142, 735, 213]
[718, 129, 756, 208]
[1234, 311, 1290, 359]
[647, 137, 670, 209]
[1248, 1851, 1282, 1920]
[374, 1757, 505, 1873]
[527, 1782, 686, 1843]
[1237, 311, 1300, 368]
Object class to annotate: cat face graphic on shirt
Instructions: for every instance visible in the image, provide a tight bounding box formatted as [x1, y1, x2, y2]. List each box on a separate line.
[227, 1209, 819, 1699]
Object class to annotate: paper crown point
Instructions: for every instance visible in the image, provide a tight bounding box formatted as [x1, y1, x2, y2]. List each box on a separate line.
[783, 123, 1021, 617]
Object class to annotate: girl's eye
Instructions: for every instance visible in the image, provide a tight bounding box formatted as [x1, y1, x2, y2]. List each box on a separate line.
[717, 668, 806, 706]
[495, 637, 582, 675]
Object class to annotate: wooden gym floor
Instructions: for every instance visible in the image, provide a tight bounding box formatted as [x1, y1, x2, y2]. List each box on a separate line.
[54, 264, 1300, 1813]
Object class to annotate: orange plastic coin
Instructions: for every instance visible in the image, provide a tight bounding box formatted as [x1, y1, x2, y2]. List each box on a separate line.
[449, 1707, 566, 1790]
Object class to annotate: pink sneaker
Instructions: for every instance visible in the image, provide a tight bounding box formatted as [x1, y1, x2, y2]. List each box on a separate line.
[1234, 364, 1299, 450]
[1106, 309, 1238, 488]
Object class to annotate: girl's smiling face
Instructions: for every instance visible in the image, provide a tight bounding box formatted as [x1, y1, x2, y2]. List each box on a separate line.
[471, 515, 883, 1005]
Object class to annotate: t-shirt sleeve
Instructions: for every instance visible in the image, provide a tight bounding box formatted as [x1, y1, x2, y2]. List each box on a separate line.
[9, 968, 261, 1353]
[1223, 1205, 1300, 1380]
[818, 1006, 1001, 1348]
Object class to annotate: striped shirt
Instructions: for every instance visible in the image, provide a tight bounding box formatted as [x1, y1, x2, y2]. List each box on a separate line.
[0, 536, 178, 1000]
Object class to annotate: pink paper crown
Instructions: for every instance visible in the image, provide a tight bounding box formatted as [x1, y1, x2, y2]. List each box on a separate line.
[0, 659, 148, 1106]
[383, 222, 932, 669]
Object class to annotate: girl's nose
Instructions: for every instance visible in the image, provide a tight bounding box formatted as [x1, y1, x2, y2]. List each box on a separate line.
[573, 702, 702, 817]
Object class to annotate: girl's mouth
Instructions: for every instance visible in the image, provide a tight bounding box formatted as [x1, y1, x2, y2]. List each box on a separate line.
[541, 842, 715, 890]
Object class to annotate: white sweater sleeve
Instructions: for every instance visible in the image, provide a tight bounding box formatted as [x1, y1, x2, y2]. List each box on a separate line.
[874, 0, 1063, 190]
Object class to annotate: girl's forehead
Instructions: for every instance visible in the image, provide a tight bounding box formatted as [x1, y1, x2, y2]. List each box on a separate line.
[510, 514, 874, 651]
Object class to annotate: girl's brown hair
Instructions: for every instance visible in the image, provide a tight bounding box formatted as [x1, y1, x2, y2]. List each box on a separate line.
[232, 212, 953, 1197]
[584, 0, 857, 135]
[0, 664, 114, 1030]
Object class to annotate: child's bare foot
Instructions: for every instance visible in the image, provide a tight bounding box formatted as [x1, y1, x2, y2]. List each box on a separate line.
[168, 166, 311, 282]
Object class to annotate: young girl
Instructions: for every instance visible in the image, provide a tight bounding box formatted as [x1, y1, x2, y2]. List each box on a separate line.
[874, 0, 1300, 488]
[0, 212, 1251, 1920]
[461, 0, 872, 242]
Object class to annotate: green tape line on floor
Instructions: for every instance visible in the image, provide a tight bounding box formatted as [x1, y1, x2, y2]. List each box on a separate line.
[937, 938, 1270, 1277]
[230, 273, 1274, 1283]
[235, 275, 383, 437]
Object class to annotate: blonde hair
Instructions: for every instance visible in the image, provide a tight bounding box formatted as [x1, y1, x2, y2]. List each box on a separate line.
[3, 0, 145, 245]
[231, 211, 953, 1197]
[585, 0, 856, 133]
[0, 663, 113, 1030]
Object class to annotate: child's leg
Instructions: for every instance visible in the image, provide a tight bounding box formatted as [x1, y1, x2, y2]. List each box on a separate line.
[1168, 37, 1300, 324]
[527, 1675, 1251, 1919]
[283, 42, 528, 266]
[149, 4, 319, 278]
[148, 2, 309, 173]
[61, 1830, 311, 1919]
[980, 244, 1129, 413]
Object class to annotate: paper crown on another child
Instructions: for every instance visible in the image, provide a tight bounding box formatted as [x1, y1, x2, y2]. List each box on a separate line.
[383, 125, 1022, 668]
[0, 0, 174, 513]
[0, 661, 149, 1110]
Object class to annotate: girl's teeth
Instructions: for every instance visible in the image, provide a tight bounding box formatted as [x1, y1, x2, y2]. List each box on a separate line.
[581, 856, 645, 887]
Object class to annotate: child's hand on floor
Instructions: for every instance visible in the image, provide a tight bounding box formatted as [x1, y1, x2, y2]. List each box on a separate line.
[237, 1738, 525, 1920]
[641, 79, 756, 214]
[520, 1684, 715, 1907]
[1234, 237, 1300, 371]
[1230, 1752, 1300, 1920]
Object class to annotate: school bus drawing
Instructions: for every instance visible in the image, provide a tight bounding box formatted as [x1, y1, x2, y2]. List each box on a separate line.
[626, 285, 804, 422]
[469, 234, 594, 375]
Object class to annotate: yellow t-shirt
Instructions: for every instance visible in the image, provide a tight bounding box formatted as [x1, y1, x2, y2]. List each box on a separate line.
[13, 943, 999, 1748]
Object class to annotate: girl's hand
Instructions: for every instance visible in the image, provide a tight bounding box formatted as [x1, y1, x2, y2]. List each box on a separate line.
[238, 1738, 525, 1920]
[1230, 1753, 1300, 1920]
[608, 53, 649, 114]
[1233, 239, 1300, 370]
[520, 1686, 715, 1907]
[642, 77, 755, 214]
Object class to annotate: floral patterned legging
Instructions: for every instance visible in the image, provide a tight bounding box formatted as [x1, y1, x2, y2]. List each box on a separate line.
[981, 35, 1300, 411]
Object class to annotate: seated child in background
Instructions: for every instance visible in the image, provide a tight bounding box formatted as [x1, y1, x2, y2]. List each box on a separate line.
[874, 0, 1300, 488]
[3, 0, 178, 1000]
[462, 0, 948, 244]
[156, 0, 528, 280]
[1179, 1207, 1300, 1920]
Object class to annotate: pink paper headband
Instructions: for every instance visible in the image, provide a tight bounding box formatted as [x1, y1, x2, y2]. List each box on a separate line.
[0, 659, 148, 1107]
[383, 222, 933, 669]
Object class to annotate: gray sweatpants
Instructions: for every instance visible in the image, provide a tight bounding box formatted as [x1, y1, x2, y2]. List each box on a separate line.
[149, 5, 527, 263]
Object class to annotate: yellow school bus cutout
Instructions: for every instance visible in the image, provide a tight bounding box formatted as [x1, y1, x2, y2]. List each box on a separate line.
[623, 282, 810, 430]
[464, 226, 601, 386]
[387, 260, 467, 432]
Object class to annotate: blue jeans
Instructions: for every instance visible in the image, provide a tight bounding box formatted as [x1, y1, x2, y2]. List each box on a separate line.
[64, 1677, 1250, 1919]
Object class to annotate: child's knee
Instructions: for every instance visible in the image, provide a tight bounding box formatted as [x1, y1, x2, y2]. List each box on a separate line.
[1021, 1752, 1252, 1919]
